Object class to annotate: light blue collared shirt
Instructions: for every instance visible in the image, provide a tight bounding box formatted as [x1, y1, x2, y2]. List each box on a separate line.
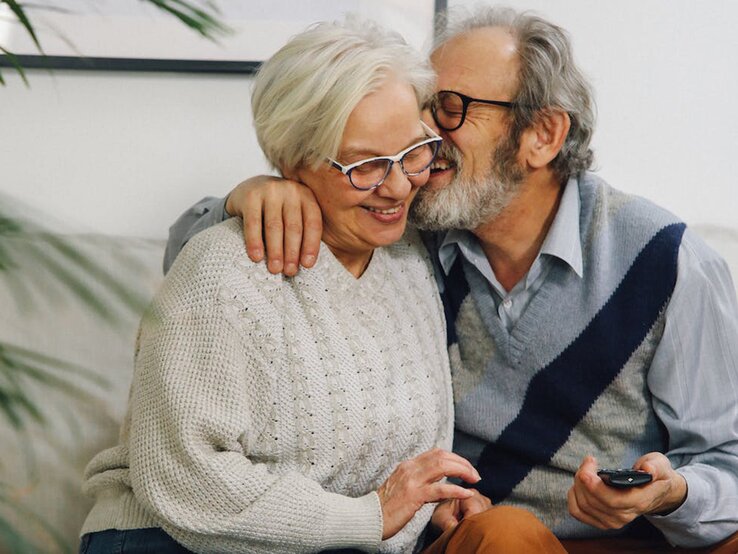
[438, 179, 583, 331]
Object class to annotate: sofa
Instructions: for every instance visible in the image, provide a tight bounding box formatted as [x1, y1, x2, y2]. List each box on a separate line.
[0, 224, 736, 553]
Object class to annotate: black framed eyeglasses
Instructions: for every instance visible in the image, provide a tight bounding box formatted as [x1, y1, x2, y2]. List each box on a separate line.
[327, 121, 442, 191]
[431, 90, 517, 132]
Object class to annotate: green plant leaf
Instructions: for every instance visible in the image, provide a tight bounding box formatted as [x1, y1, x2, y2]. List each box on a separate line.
[0, 489, 73, 553]
[0, 389, 24, 428]
[0, 216, 22, 235]
[1, 342, 109, 388]
[1, 208, 149, 325]
[147, 0, 230, 39]
[0, 241, 17, 271]
[42, 232, 150, 317]
[0, 340, 110, 436]
[0, 46, 27, 85]
[0, 514, 40, 554]
[2, 0, 43, 52]
[0, 0, 229, 86]
[18, 239, 117, 322]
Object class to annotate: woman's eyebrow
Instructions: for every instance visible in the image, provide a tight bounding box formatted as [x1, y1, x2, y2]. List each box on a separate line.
[339, 134, 428, 160]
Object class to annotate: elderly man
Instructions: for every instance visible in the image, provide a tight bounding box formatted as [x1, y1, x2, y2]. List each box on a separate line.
[165, 6, 738, 552]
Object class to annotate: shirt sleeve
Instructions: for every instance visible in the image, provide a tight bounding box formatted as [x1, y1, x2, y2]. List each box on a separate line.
[127, 271, 383, 553]
[163, 195, 230, 274]
[645, 229, 738, 547]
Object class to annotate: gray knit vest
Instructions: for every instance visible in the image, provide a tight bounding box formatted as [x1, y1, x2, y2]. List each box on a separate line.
[435, 172, 685, 539]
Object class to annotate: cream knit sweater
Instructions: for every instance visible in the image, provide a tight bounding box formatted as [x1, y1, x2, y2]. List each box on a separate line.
[81, 219, 453, 554]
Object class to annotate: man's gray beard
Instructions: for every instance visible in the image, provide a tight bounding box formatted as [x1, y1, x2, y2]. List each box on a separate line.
[410, 138, 525, 232]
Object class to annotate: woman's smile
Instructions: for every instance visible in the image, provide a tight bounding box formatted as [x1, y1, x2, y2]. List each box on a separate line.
[360, 202, 406, 223]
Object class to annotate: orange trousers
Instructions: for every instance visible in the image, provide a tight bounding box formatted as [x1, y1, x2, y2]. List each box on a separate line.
[421, 506, 738, 554]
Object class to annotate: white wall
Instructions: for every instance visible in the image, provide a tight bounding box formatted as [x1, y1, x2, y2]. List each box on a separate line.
[1, 70, 265, 238]
[2, 0, 737, 239]
[449, 0, 738, 230]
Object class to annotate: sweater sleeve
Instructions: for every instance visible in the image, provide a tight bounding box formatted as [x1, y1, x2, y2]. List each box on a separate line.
[127, 292, 383, 553]
[378, 503, 435, 554]
[645, 232, 738, 547]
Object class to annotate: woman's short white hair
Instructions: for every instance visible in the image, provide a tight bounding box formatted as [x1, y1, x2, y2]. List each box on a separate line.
[252, 16, 435, 172]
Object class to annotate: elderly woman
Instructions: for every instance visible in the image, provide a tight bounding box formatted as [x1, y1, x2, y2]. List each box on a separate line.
[78, 18, 483, 554]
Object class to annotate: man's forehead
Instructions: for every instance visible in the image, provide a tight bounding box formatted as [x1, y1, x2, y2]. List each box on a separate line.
[431, 26, 519, 97]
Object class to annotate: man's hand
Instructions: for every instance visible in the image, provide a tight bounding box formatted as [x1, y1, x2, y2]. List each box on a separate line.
[430, 488, 492, 533]
[568, 454, 688, 530]
[224, 175, 322, 276]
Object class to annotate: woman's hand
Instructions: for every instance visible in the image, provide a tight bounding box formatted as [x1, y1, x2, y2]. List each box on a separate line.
[377, 448, 481, 540]
[225, 175, 323, 276]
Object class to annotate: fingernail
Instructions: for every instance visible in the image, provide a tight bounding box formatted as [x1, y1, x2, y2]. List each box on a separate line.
[252, 249, 263, 261]
[303, 254, 316, 266]
[268, 259, 282, 273]
[474, 470, 482, 482]
[285, 263, 297, 274]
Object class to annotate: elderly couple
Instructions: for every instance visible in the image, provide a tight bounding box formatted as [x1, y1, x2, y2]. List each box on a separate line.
[79, 5, 738, 554]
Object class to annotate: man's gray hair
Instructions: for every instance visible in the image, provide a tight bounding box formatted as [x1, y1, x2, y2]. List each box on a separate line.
[435, 6, 596, 180]
[252, 17, 435, 172]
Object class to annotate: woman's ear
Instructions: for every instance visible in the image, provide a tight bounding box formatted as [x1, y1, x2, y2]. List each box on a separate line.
[520, 109, 571, 170]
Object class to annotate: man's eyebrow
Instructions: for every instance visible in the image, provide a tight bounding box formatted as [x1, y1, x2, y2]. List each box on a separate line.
[339, 134, 428, 160]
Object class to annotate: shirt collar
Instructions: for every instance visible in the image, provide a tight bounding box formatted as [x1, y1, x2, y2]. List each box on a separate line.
[539, 176, 583, 278]
[438, 228, 471, 276]
[437, 176, 583, 278]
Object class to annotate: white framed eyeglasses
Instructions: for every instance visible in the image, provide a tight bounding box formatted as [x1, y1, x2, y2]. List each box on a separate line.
[327, 121, 442, 191]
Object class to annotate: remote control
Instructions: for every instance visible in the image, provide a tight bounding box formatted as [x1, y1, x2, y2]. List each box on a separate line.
[597, 468, 653, 488]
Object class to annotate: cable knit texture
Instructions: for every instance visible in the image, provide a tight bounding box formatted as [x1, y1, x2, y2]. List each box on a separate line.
[81, 218, 453, 554]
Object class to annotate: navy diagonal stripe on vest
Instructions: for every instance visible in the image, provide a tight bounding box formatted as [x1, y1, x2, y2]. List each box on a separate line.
[441, 256, 469, 346]
[475, 222, 686, 503]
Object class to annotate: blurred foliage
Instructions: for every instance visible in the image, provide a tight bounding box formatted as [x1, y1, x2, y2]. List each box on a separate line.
[0, 2, 227, 551]
[0, 199, 153, 553]
[0, 0, 230, 85]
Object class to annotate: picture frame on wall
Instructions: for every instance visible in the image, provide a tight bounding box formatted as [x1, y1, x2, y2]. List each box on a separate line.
[0, 0, 445, 74]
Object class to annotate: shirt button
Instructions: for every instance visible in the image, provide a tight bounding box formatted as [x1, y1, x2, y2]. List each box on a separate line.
[503, 298, 513, 309]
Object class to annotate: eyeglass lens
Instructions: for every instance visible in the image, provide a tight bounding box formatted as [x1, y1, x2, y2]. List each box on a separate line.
[349, 141, 439, 190]
[432, 91, 466, 131]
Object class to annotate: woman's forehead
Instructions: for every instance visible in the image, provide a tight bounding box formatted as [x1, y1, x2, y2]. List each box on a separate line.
[339, 79, 423, 156]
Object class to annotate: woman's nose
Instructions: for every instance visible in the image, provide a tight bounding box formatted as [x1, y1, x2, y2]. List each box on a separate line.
[421, 108, 439, 133]
[376, 162, 412, 199]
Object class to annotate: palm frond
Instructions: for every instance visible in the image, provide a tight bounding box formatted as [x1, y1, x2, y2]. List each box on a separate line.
[0, 0, 229, 84]
[0, 342, 109, 431]
[0, 46, 26, 85]
[0, 208, 130, 549]
[0, 486, 72, 554]
[0, 0, 38, 84]
[147, 0, 230, 39]
[2, 0, 42, 51]
[0, 203, 149, 326]
[0, 515, 39, 554]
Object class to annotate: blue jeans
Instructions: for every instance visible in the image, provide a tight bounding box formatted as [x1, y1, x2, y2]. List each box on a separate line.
[78, 528, 193, 554]
[79, 528, 366, 553]
[79, 529, 365, 554]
